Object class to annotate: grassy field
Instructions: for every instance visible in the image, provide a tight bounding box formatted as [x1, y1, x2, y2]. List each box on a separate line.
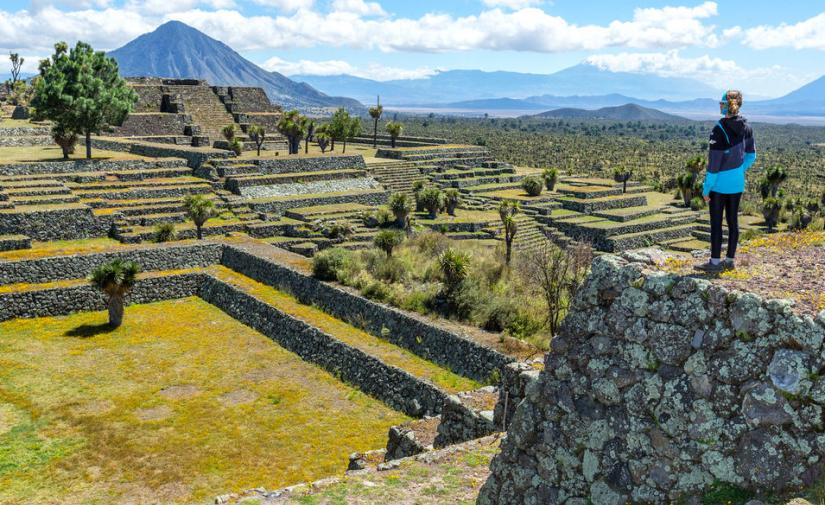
[0, 145, 148, 163]
[235, 143, 377, 160]
[0, 298, 409, 504]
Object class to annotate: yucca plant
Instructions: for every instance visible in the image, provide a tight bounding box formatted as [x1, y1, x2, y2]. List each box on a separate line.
[386, 121, 403, 148]
[499, 200, 520, 265]
[222, 124, 236, 142]
[521, 176, 543, 197]
[89, 259, 140, 328]
[184, 194, 216, 240]
[374, 229, 404, 257]
[444, 189, 461, 216]
[388, 192, 412, 228]
[152, 222, 176, 243]
[247, 124, 266, 156]
[439, 247, 470, 294]
[542, 168, 559, 191]
[419, 187, 444, 219]
[762, 197, 782, 232]
[369, 98, 383, 148]
[613, 167, 632, 194]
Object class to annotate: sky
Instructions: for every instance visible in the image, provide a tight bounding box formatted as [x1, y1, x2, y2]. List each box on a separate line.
[1, 0, 824, 98]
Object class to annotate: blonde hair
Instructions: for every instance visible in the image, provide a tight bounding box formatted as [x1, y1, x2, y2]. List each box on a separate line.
[725, 90, 743, 115]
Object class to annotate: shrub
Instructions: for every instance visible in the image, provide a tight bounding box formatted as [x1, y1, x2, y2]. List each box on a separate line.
[374, 229, 405, 257]
[444, 188, 461, 215]
[230, 138, 242, 155]
[762, 197, 782, 231]
[542, 168, 559, 191]
[790, 208, 813, 231]
[388, 192, 412, 228]
[439, 247, 471, 293]
[613, 167, 632, 193]
[183, 194, 216, 240]
[362, 280, 391, 301]
[312, 247, 352, 281]
[419, 187, 444, 218]
[222, 124, 236, 142]
[690, 196, 706, 211]
[152, 222, 176, 243]
[521, 176, 543, 197]
[373, 256, 406, 283]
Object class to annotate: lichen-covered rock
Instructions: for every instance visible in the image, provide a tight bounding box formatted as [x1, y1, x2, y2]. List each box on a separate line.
[479, 253, 825, 504]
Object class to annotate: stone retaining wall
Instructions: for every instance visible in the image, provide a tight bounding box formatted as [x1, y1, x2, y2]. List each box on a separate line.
[199, 275, 447, 417]
[0, 205, 112, 241]
[221, 154, 366, 174]
[0, 136, 52, 147]
[91, 138, 231, 168]
[0, 157, 187, 176]
[479, 253, 825, 504]
[0, 126, 51, 137]
[0, 234, 31, 252]
[221, 245, 514, 382]
[0, 272, 203, 321]
[0, 242, 222, 285]
[247, 190, 387, 215]
[434, 389, 497, 448]
[492, 362, 541, 431]
[108, 113, 189, 136]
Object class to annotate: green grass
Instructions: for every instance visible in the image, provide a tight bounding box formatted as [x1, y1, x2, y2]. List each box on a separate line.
[414, 209, 498, 225]
[0, 145, 148, 163]
[211, 267, 480, 393]
[0, 298, 409, 504]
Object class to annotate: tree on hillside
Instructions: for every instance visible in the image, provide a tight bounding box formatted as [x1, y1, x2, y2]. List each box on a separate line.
[329, 108, 361, 153]
[184, 194, 216, 240]
[52, 124, 77, 160]
[32, 42, 137, 159]
[8, 53, 23, 87]
[276, 110, 309, 155]
[247, 124, 266, 156]
[499, 200, 520, 266]
[89, 258, 140, 328]
[315, 126, 331, 153]
[305, 120, 315, 154]
[386, 121, 403, 148]
[369, 97, 383, 148]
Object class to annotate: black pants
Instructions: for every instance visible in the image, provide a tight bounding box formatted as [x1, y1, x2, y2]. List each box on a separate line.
[709, 191, 742, 259]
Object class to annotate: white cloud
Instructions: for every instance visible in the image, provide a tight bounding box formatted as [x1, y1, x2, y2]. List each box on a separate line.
[0, 1, 724, 55]
[261, 56, 436, 81]
[249, 0, 311, 13]
[331, 0, 386, 17]
[743, 12, 825, 50]
[482, 0, 542, 9]
[585, 50, 739, 78]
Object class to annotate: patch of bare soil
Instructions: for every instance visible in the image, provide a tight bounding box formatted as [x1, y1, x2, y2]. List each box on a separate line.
[158, 385, 201, 400]
[134, 405, 173, 422]
[218, 389, 258, 406]
[662, 231, 825, 317]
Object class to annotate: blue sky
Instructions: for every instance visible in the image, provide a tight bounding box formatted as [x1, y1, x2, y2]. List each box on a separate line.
[1, 0, 824, 97]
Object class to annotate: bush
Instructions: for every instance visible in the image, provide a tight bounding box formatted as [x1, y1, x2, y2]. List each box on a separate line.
[152, 222, 176, 243]
[542, 168, 559, 190]
[373, 256, 406, 283]
[222, 124, 236, 141]
[444, 188, 460, 215]
[230, 138, 242, 155]
[374, 229, 404, 257]
[762, 197, 782, 231]
[312, 247, 352, 281]
[388, 192, 411, 228]
[361, 280, 391, 301]
[439, 247, 471, 292]
[790, 208, 813, 231]
[419, 187, 444, 218]
[521, 176, 543, 197]
[690, 196, 705, 211]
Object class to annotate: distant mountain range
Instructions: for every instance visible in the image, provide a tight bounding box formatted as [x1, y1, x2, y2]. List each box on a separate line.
[294, 65, 721, 104]
[108, 21, 361, 111]
[524, 104, 688, 122]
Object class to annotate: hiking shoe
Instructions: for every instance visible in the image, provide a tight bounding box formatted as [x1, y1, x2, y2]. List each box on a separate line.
[722, 258, 735, 270]
[694, 261, 723, 273]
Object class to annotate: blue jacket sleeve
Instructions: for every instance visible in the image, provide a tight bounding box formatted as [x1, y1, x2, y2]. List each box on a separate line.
[743, 152, 757, 171]
[703, 172, 717, 197]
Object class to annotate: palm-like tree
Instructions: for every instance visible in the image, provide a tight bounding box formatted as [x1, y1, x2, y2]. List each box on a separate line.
[369, 97, 383, 148]
[386, 121, 403, 148]
[499, 200, 520, 265]
[276, 110, 309, 154]
[184, 194, 216, 240]
[89, 259, 140, 328]
[247, 124, 266, 156]
[388, 192, 412, 229]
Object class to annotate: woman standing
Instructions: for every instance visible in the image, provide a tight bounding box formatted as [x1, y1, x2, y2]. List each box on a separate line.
[695, 90, 757, 273]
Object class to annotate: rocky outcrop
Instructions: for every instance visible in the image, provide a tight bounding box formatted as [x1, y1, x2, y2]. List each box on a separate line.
[479, 253, 825, 504]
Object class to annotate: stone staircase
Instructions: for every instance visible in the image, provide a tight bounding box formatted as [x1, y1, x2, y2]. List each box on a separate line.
[165, 84, 238, 146]
[366, 159, 429, 195]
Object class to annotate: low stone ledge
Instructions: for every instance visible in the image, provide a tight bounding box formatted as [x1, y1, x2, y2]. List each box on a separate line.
[199, 274, 448, 417]
[0, 242, 223, 285]
[0, 272, 203, 321]
[220, 244, 514, 382]
[434, 387, 498, 448]
[0, 157, 187, 176]
[0, 234, 31, 252]
[492, 362, 540, 430]
[0, 205, 113, 241]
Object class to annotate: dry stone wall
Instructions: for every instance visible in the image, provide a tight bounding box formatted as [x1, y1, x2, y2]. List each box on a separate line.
[221, 245, 514, 382]
[0, 242, 222, 284]
[0, 205, 112, 241]
[479, 253, 825, 504]
[0, 157, 187, 176]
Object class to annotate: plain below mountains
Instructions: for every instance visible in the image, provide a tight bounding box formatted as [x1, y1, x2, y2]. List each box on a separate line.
[523, 104, 688, 121]
[108, 21, 361, 111]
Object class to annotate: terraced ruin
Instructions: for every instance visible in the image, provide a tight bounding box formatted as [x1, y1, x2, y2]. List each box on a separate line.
[0, 80, 790, 505]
